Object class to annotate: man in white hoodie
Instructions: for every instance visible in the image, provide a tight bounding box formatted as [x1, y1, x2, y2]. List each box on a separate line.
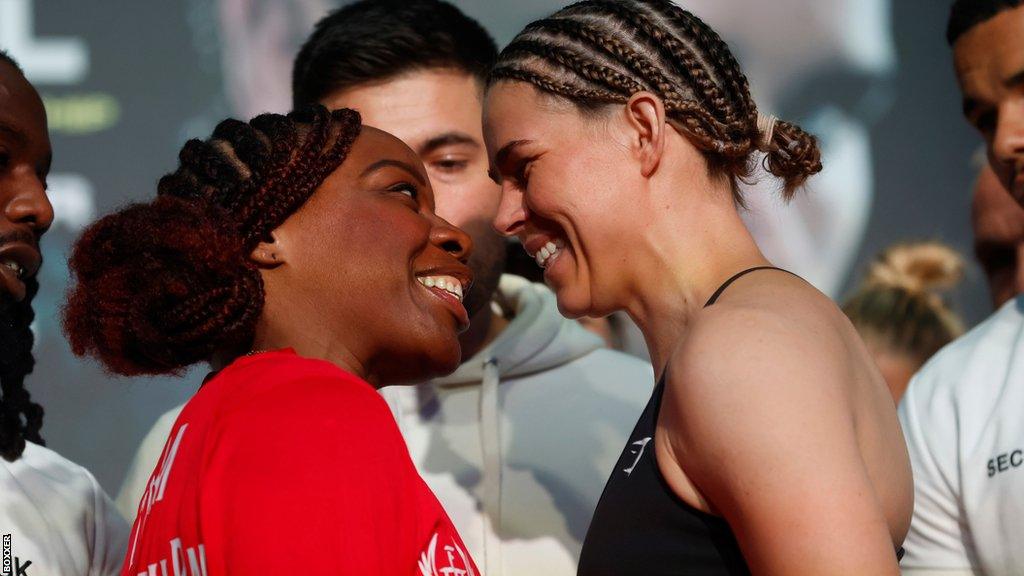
[117, 2, 653, 575]
[0, 49, 128, 576]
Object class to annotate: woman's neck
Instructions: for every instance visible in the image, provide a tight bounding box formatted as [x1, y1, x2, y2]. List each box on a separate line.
[247, 310, 371, 385]
[621, 190, 769, 377]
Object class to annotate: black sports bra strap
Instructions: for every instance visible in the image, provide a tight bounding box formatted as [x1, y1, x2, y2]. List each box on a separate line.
[704, 266, 795, 307]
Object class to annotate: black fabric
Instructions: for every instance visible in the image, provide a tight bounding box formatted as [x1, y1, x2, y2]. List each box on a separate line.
[577, 267, 787, 575]
[578, 266, 904, 574]
[576, 377, 750, 575]
[704, 266, 791, 306]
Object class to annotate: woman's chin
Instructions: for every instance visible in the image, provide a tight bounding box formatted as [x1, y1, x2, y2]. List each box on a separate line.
[425, 334, 463, 376]
[432, 349, 462, 377]
[553, 287, 593, 320]
[376, 329, 462, 385]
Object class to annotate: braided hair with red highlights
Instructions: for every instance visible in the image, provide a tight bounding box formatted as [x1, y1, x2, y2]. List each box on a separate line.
[488, 0, 822, 204]
[63, 105, 362, 376]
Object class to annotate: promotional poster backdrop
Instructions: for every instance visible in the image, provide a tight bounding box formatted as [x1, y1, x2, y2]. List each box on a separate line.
[2, 0, 983, 494]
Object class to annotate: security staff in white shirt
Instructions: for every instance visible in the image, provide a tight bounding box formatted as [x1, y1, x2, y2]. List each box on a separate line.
[900, 2, 1024, 574]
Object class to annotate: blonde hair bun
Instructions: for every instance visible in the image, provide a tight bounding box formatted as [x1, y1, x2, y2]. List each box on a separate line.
[866, 241, 964, 296]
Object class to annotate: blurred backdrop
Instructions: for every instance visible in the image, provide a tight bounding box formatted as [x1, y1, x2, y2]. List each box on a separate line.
[1, 0, 982, 493]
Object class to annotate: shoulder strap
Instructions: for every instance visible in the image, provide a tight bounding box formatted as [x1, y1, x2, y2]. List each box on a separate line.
[704, 266, 795, 307]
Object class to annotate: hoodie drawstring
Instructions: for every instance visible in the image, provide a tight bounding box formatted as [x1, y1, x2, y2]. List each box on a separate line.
[480, 357, 503, 576]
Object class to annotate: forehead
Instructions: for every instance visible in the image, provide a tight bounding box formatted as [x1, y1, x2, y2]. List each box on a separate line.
[321, 69, 483, 147]
[0, 62, 47, 141]
[342, 125, 423, 171]
[954, 6, 1024, 94]
[483, 81, 577, 146]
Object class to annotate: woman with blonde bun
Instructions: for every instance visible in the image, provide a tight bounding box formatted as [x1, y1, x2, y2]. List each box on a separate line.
[843, 241, 966, 401]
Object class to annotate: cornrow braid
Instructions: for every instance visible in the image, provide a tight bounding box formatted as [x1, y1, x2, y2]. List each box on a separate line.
[512, 10, 736, 154]
[644, 0, 755, 126]
[0, 278, 43, 461]
[488, 0, 822, 202]
[501, 39, 646, 99]
[524, 17, 677, 107]
[583, 0, 739, 127]
[489, 65, 624, 106]
[241, 107, 360, 250]
[64, 105, 363, 376]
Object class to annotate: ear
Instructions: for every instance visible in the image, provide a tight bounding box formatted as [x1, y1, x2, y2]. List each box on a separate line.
[249, 231, 285, 269]
[624, 91, 667, 178]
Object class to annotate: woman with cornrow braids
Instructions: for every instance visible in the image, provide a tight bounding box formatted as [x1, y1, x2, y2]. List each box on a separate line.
[484, 1, 911, 574]
[63, 105, 479, 575]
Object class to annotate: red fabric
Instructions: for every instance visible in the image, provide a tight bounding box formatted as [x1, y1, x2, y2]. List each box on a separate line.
[122, 349, 479, 576]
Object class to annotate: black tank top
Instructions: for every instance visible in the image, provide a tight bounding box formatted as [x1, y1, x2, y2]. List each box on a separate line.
[576, 267, 775, 575]
[577, 266, 903, 574]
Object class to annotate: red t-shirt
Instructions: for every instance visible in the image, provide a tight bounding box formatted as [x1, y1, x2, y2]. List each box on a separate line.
[122, 349, 479, 576]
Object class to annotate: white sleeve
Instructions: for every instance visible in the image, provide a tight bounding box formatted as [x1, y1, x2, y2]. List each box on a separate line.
[898, 371, 976, 572]
[86, 471, 130, 576]
[115, 404, 184, 522]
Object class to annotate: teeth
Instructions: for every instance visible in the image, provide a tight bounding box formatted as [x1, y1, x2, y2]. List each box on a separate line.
[416, 275, 464, 302]
[532, 239, 564, 269]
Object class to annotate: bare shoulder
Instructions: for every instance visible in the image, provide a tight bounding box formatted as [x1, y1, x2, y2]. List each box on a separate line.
[670, 275, 851, 404]
[661, 274, 862, 480]
[657, 273, 909, 571]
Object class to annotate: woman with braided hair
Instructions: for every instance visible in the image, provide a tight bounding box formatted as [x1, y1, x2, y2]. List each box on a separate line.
[63, 105, 479, 575]
[484, 1, 911, 574]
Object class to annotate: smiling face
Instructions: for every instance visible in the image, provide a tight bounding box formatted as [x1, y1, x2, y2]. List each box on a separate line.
[321, 69, 505, 320]
[0, 61, 54, 308]
[954, 5, 1024, 207]
[264, 126, 473, 384]
[484, 81, 708, 318]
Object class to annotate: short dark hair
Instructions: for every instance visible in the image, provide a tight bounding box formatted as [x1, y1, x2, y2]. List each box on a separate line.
[947, 0, 1024, 45]
[0, 50, 23, 74]
[292, 0, 498, 107]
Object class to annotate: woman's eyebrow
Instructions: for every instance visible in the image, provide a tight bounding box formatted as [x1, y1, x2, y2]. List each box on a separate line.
[494, 139, 531, 168]
[360, 159, 427, 185]
[488, 139, 532, 183]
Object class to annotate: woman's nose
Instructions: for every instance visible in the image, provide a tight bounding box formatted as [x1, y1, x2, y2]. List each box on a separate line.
[493, 183, 527, 237]
[430, 215, 473, 264]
